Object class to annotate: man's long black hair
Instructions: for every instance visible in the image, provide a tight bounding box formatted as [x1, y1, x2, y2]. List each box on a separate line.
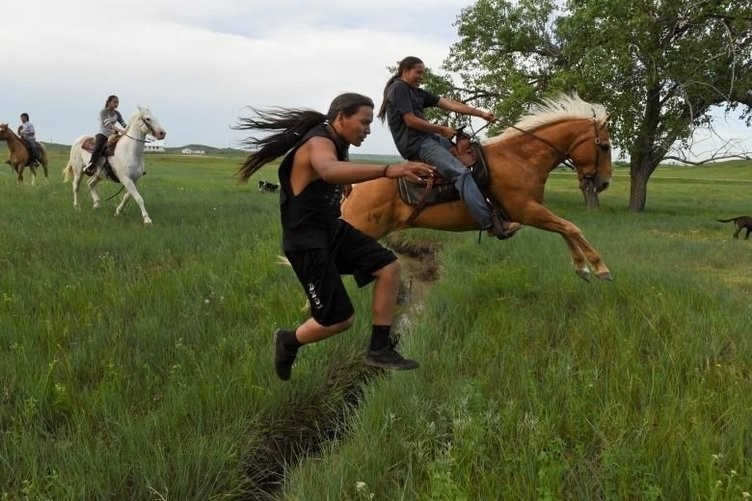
[376, 56, 423, 122]
[236, 92, 374, 183]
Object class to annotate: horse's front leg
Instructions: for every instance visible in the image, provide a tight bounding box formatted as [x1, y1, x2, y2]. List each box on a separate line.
[87, 176, 103, 209]
[118, 177, 151, 224]
[518, 204, 611, 281]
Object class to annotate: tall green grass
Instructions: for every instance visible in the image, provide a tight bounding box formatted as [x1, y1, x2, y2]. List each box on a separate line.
[1, 154, 751, 498]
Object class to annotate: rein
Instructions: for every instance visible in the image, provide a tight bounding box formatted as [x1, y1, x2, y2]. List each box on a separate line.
[509, 109, 606, 180]
[122, 116, 156, 143]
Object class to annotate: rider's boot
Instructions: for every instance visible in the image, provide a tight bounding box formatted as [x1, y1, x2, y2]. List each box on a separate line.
[486, 211, 522, 240]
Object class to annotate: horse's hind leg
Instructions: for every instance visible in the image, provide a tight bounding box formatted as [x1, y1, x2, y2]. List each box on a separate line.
[115, 192, 132, 217]
[87, 176, 103, 209]
[118, 177, 151, 224]
[71, 169, 85, 208]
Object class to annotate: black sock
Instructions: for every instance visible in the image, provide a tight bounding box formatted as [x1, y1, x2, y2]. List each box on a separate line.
[369, 325, 391, 351]
[281, 329, 302, 351]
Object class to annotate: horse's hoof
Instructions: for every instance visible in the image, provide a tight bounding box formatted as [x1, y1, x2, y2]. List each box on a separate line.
[143, 218, 153, 225]
[576, 269, 591, 282]
[596, 271, 613, 281]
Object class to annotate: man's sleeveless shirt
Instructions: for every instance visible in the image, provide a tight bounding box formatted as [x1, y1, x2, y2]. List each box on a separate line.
[278, 123, 349, 251]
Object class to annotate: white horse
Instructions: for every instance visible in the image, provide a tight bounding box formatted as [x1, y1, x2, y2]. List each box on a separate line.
[63, 107, 166, 224]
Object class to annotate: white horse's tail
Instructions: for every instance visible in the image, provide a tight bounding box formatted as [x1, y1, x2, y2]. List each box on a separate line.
[63, 161, 73, 182]
[64, 135, 88, 182]
[275, 255, 291, 266]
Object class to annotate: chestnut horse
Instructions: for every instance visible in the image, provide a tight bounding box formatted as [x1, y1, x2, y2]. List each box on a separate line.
[0, 122, 49, 184]
[341, 94, 613, 282]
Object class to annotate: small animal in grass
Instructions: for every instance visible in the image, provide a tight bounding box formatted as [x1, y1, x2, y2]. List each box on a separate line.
[257, 180, 279, 193]
[717, 216, 752, 239]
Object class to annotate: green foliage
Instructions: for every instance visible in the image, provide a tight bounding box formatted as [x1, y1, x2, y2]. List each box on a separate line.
[428, 0, 752, 210]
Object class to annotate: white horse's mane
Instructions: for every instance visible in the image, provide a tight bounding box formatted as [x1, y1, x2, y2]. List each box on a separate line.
[127, 107, 150, 123]
[483, 93, 608, 145]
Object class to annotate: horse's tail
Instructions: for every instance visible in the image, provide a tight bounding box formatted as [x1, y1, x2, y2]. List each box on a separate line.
[275, 255, 291, 267]
[717, 217, 739, 223]
[64, 136, 87, 182]
[63, 161, 73, 182]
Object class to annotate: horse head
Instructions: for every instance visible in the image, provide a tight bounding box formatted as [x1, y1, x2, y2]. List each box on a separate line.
[129, 107, 166, 140]
[566, 113, 613, 207]
[0, 123, 10, 140]
[490, 93, 613, 208]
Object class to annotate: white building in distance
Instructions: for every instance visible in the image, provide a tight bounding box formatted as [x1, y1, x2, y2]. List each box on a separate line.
[144, 140, 166, 153]
[181, 147, 205, 155]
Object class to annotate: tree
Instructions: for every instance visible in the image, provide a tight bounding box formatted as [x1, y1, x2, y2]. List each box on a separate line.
[431, 0, 752, 211]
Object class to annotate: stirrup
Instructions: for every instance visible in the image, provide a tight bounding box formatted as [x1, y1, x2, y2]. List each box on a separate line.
[487, 215, 522, 240]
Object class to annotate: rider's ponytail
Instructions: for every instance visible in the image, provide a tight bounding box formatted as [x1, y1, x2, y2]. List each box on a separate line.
[377, 56, 423, 122]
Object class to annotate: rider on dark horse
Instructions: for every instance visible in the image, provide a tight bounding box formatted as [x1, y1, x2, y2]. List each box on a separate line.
[17, 113, 41, 166]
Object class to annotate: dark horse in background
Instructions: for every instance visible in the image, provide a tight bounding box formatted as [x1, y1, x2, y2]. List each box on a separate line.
[341, 94, 614, 282]
[0, 122, 49, 184]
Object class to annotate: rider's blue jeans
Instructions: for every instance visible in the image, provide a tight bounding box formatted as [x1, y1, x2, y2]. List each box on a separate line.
[417, 135, 492, 229]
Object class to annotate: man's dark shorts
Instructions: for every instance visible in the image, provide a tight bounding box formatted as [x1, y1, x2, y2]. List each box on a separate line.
[285, 221, 397, 327]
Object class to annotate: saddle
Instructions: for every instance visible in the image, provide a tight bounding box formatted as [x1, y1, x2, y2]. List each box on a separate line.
[81, 135, 122, 183]
[397, 133, 494, 222]
[81, 134, 122, 157]
[20, 138, 39, 166]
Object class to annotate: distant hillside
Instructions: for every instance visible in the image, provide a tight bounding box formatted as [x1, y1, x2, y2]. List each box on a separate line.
[164, 144, 246, 156]
[1, 142, 401, 162]
[351, 153, 403, 164]
[0, 142, 246, 155]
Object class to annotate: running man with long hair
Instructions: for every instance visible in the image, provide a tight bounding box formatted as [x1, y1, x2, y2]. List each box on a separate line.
[237, 92, 435, 381]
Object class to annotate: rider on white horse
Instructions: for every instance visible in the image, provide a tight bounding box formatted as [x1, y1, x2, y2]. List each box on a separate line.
[85, 95, 127, 176]
[64, 106, 166, 224]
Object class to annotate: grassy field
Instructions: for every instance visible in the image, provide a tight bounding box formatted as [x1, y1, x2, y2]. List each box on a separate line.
[1, 151, 751, 499]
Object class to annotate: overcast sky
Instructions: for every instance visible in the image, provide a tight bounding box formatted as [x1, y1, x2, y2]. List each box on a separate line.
[1, 0, 749, 158]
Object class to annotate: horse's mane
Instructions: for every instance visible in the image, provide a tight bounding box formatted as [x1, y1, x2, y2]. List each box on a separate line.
[0, 123, 22, 141]
[484, 93, 608, 145]
[127, 108, 148, 125]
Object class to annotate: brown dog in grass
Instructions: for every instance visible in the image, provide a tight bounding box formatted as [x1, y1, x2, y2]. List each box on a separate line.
[717, 216, 752, 239]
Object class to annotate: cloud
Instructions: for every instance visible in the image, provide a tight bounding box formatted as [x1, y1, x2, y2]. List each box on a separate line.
[0, 1, 468, 153]
[1, 0, 748, 158]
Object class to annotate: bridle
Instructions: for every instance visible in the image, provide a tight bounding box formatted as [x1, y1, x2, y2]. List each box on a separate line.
[509, 109, 609, 182]
[122, 115, 158, 143]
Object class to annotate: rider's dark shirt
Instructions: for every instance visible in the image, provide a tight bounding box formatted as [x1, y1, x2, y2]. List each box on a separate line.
[278, 123, 349, 252]
[385, 79, 440, 159]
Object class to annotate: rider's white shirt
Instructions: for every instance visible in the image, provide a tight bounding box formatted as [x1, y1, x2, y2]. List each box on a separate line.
[19, 122, 35, 141]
